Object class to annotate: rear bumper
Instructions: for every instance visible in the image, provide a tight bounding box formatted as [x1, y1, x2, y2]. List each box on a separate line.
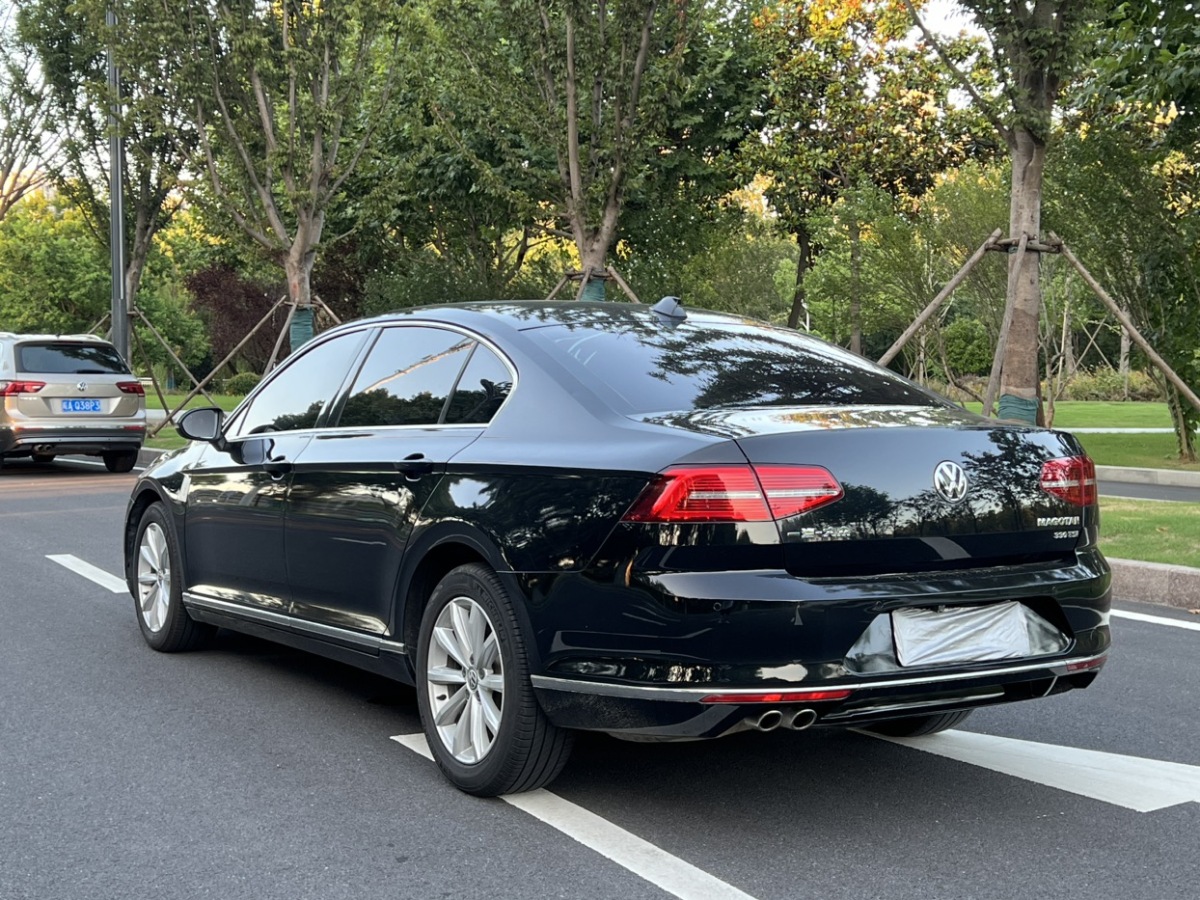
[524, 549, 1111, 738]
[0, 422, 145, 456]
[533, 652, 1107, 738]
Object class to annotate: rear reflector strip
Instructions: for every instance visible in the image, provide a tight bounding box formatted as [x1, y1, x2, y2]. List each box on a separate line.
[700, 689, 853, 704]
[1065, 656, 1106, 673]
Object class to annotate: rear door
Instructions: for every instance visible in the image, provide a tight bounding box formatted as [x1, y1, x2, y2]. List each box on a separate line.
[283, 326, 513, 638]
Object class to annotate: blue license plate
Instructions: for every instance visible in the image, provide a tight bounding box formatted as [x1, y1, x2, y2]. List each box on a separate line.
[61, 399, 102, 413]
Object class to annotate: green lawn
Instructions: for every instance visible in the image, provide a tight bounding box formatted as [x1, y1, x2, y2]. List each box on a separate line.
[145, 392, 243, 413]
[962, 400, 1174, 428]
[1099, 497, 1200, 569]
[1074, 432, 1200, 471]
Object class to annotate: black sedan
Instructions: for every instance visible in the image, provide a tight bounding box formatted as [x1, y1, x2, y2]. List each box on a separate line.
[123, 301, 1110, 796]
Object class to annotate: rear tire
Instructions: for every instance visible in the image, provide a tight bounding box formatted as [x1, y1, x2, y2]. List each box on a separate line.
[132, 504, 213, 652]
[416, 563, 573, 796]
[862, 709, 973, 737]
[103, 450, 138, 473]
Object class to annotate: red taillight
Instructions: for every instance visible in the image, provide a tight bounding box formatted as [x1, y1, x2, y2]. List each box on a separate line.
[1065, 655, 1106, 673]
[117, 381, 145, 396]
[700, 689, 853, 704]
[622, 464, 843, 524]
[1041, 455, 1097, 506]
[0, 380, 46, 395]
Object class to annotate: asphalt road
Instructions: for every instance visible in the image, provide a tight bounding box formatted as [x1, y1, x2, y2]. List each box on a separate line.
[2, 457, 1198, 900]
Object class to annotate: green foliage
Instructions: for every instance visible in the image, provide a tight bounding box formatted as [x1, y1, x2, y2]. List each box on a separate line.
[941, 317, 993, 376]
[222, 372, 261, 395]
[1060, 369, 1165, 403]
[0, 193, 108, 332]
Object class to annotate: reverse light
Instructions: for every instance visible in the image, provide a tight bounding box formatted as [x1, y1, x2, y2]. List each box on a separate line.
[622, 464, 843, 524]
[117, 381, 146, 396]
[700, 689, 853, 704]
[1040, 455, 1097, 506]
[0, 380, 46, 395]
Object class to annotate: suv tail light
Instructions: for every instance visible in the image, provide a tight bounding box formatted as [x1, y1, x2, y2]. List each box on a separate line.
[117, 381, 146, 395]
[1040, 455, 1097, 506]
[1, 380, 46, 395]
[622, 464, 843, 523]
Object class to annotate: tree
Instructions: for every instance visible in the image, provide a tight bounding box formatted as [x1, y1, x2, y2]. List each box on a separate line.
[0, 5, 53, 221]
[750, 0, 995, 337]
[907, 0, 1104, 424]
[424, 0, 702, 301]
[174, 0, 403, 350]
[18, 0, 194, 328]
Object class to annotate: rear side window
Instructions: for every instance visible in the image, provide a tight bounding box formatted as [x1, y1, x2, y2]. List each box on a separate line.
[17, 342, 129, 375]
[444, 345, 512, 424]
[338, 327, 475, 428]
[524, 319, 939, 413]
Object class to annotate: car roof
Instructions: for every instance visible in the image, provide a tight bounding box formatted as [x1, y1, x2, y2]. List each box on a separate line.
[352, 300, 764, 336]
[0, 332, 113, 344]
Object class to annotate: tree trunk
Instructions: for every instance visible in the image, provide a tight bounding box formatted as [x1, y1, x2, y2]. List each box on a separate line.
[284, 228, 320, 351]
[787, 226, 813, 330]
[849, 219, 862, 355]
[997, 128, 1046, 424]
[1119, 311, 1131, 400]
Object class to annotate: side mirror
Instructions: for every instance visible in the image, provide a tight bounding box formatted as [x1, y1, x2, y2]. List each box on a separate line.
[177, 407, 224, 445]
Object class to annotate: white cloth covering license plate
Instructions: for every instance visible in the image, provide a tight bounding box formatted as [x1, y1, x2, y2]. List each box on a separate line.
[892, 601, 1033, 667]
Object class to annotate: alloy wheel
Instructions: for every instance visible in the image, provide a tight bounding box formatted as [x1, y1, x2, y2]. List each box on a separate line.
[137, 522, 171, 633]
[426, 596, 505, 764]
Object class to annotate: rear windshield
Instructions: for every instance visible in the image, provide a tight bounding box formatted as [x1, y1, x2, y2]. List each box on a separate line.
[524, 318, 939, 414]
[17, 342, 130, 375]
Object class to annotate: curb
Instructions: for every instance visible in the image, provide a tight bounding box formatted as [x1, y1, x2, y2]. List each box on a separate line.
[1107, 557, 1200, 611]
[1096, 464, 1200, 489]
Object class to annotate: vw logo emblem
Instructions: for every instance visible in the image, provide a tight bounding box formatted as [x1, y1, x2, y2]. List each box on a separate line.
[933, 461, 968, 503]
[76, 381, 87, 392]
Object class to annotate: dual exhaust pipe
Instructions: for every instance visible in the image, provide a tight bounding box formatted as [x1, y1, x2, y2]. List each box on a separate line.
[747, 708, 818, 732]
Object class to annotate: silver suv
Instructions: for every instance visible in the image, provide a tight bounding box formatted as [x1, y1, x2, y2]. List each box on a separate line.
[0, 333, 146, 472]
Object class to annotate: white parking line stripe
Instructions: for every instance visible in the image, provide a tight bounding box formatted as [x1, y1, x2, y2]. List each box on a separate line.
[876, 730, 1200, 812]
[47, 554, 127, 594]
[391, 733, 758, 900]
[1112, 609, 1200, 632]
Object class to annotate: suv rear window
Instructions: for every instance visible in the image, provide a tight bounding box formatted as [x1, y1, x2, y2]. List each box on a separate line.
[17, 342, 130, 375]
[524, 318, 939, 413]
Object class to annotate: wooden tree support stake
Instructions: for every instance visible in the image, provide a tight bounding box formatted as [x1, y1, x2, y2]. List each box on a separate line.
[265, 298, 298, 374]
[1050, 232, 1200, 415]
[878, 228, 1000, 367]
[158, 295, 291, 429]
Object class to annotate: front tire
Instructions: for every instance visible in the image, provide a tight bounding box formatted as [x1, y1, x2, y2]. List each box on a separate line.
[132, 504, 212, 652]
[104, 450, 138, 473]
[862, 709, 973, 737]
[416, 563, 572, 796]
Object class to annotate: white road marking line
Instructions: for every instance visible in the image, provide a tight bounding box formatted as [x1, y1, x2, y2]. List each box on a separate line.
[391, 733, 757, 900]
[1112, 609, 1200, 632]
[46, 554, 127, 594]
[875, 730, 1200, 812]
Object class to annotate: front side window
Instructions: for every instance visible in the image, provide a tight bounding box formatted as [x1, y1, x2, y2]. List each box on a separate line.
[338, 327, 474, 428]
[17, 342, 129, 375]
[228, 331, 367, 438]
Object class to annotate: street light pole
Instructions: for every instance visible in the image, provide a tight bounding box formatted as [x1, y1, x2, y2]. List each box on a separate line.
[106, 7, 128, 363]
